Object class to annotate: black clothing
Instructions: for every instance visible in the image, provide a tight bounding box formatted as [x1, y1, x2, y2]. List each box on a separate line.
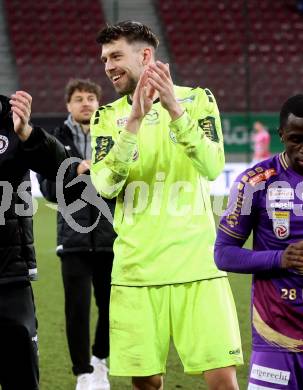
[38, 123, 115, 375]
[0, 94, 69, 390]
[0, 283, 38, 390]
[0, 97, 69, 285]
[38, 124, 116, 255]
[61, 252, 113, 375]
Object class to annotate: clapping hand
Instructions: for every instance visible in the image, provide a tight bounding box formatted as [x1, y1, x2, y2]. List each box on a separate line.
[146, 61, 183, 121]
[126, 69, 156, 134]
[10, 91, 33, 141]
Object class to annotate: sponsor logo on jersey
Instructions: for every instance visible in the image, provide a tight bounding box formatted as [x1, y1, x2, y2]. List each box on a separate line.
[268, 188, 294, 200]
[229, 348, 241, 355]
[117, 117, 128, 127]
[177, 95, 195, 103]
[226, 191, 245, 228]
[269, 201, 294, 210]
[0, 135, 9, 154]
[249, 168, 276, 186]
[94, 136, 114, 163]
[272, 211, 290, 239]
[198, 116, 219, 142]
[145, 109, 159, 124]
[250, 364, 290, 386]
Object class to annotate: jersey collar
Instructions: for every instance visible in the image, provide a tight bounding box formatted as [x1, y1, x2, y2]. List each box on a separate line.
[127, 95, 160, 105]
[279, 152, 289, 171]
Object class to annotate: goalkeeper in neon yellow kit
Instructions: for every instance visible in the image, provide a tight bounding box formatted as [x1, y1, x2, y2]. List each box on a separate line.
[91, 21, 243, 390]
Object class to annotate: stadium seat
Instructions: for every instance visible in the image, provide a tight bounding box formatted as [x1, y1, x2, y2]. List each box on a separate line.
[155, 0, 303, 111]
[3, 0, 114, 113]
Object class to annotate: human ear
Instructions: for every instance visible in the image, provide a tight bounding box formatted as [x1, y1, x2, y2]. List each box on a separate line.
[142, 47, 152, 65]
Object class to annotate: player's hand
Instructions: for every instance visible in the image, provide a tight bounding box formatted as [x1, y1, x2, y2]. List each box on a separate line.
[147, 61, 183, 121]
[77, 159, 91, 175]
[281, 241, 303, 272]
[10, 91, 33, 141]
[126, 69, 155, 134]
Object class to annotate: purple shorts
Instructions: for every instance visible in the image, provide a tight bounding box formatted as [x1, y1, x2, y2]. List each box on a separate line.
[248, 350, 303, 390]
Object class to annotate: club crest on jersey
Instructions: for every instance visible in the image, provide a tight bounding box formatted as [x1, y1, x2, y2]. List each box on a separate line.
[116, 117, 128, 127]
[272, 211, 290, 239]
[0, 135, 9, 154]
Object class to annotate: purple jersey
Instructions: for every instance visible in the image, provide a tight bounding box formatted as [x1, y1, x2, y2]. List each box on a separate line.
[215, 153, 303, 354]
[248, 350, 303, 389]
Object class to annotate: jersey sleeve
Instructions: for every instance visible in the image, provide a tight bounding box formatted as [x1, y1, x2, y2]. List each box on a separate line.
[214, 171, 283, 273]
[90, 107, 137, 199]
[169, 88, 224, 180]
[21, 126, 69, 180]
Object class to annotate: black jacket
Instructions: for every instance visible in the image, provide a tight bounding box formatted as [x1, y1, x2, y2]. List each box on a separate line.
[38, 124, 116, 256]
[0, 95, 69, 285]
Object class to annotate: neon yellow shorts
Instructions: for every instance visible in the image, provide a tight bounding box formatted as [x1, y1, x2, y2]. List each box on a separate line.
[109, 277, 243, 376]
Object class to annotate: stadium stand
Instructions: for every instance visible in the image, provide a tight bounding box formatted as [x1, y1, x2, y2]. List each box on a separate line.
[155, 0, 303, 111]
[3, 0, 303, 114]
[3, 0, 115, 114]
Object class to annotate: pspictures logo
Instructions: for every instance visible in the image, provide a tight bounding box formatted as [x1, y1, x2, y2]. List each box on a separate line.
[0, 135, 8, 154]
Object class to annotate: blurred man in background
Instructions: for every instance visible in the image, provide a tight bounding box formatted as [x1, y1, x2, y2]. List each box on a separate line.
[38, 79, 115, 390]
[0, 91, 69, 390]
[215, 94, 303, 390]
[90, 21, 242, 390]
[251, 120, 271, 164]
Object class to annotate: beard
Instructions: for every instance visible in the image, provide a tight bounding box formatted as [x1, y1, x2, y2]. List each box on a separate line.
[78, 119, 91, 125]
[116, 76, 138, 96]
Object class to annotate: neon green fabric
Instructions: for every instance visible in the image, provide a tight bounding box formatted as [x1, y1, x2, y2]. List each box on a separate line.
[109, 279, 243, 376]
[91, 86, 226, 286]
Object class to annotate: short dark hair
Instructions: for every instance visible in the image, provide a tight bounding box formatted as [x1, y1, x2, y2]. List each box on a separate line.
[96, 20, 159, 49]
[279, 94, 303, 130]
[65, 78, 102, 103]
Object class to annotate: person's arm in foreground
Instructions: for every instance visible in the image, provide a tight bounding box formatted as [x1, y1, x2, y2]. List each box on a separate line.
[214, 178, 303, 274]
[147, 61, 225, 180]
[10, 91, 69, 180]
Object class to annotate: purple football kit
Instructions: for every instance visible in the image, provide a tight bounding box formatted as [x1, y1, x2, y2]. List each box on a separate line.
[215, 153, 303, 390]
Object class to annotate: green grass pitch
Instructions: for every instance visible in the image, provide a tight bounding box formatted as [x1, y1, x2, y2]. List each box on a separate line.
[33, 199, 252, 389]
